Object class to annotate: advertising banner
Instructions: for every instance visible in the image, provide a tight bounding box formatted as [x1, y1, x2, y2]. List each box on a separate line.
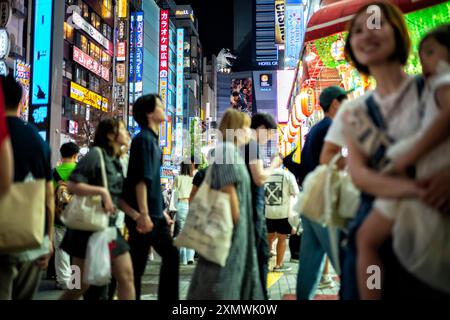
[117, 41, 126, 62]
[285, 4, 305, 69]
[176, 28, 184, 117]
[230, 78, 253, 115]
[275, 0, 285, 45]
[277, 70, 296, 123]
[15, 60, 30, 122]
[118, 0, 127, 18]
[159, 10, 169, 79]
[31, 0, 52, 106]
[70, 81, 108, 112]
[72, 10, 113, 55]
[135, 12, 144, 85]
[73, 46, 109, 81]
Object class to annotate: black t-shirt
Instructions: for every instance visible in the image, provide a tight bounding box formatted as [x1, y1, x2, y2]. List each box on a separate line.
[123, 127, 163, 218]
[301, 117, 332, 175]
[241, 140, 264, 209]
[7, 117, 52, 182]
[192, 167, 207, 187]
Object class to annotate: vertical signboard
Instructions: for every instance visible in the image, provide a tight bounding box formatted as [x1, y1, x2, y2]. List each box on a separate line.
[176, 28, 184, 117]
[277, 70, 296, 123]
[15, 60, 31, 122]
[285, 3, 305, 69]
[30, 0, 53, 139]
[135, 11, 144, 96]
[118, 0, 127, 19]
[159, 10, 169, 148]
[275, 0, 285, 45]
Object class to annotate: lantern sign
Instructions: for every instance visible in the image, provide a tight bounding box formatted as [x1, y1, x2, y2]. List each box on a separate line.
[290, 104, 300, 128]
[300, 87, 315, 117]
[331, 38, 346, 61]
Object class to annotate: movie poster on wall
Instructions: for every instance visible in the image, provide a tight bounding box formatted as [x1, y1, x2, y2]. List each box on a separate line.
[230, 78, 253, 116]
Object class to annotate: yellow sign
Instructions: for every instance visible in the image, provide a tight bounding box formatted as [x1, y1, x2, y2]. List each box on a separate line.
[275, 0, 285, 45]
[164, 119, 172, 155]
[70, 81, 108, 112]
[118, 0, 127, 18]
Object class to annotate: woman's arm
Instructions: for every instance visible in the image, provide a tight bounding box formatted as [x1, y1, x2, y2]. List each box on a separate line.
[0, 138, 13, 195]
[346, 137, 420, 198]
[221, 184, 240, 225]
[320, 141, 346, 168]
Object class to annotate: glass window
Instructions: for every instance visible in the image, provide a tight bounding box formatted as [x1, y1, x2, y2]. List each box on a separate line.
[80, 34, 88, 53]
[64, 22, 74, 42]
[102, 52, 111, 68]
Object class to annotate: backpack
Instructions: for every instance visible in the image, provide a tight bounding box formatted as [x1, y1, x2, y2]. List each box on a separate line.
[53, 170, 73, 220]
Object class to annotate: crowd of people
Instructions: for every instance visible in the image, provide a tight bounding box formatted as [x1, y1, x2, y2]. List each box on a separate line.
[0, 1, 450, 300]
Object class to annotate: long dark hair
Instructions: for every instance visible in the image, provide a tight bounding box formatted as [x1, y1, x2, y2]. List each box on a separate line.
[180, 162, 193, 176]
[419, 24, 450, 53]
[93, 119, 123, 155]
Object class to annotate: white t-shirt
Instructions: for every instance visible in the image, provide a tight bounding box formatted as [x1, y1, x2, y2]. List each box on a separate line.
[325, 76, 423, 148]
[264, 168, 300, 220]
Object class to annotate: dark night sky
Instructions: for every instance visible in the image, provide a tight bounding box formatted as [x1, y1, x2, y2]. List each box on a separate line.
[176, 0, 234, 57]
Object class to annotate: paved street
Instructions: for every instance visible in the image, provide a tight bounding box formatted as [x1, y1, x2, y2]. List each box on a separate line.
[35, 240, 339, 300]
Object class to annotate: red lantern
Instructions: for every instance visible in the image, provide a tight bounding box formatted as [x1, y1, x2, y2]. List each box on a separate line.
[291, 105, 300, 128]
[300, 87, 315, 117]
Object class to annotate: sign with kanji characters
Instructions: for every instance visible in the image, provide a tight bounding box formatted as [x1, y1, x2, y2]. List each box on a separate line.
[73, 46, 109, 81]
[176, 28, 184, 117]
[159, 10, 169, 79]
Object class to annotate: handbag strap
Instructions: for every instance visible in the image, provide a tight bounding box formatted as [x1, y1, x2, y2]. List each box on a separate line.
[95, 147, 108, 190]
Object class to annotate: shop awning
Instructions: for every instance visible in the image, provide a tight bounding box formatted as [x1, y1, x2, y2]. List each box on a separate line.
[304, 0, 448, 42]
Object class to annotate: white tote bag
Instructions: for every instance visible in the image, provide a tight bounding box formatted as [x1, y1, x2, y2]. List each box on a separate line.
[61, 148, 109, 232]
[174, 167, 233, 267]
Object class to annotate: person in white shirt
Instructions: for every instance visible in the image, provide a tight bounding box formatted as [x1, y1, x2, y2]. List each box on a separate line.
[264, 168, 299, 272]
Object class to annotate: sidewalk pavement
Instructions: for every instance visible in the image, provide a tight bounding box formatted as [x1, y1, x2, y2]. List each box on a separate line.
[35, 240, 340, 300]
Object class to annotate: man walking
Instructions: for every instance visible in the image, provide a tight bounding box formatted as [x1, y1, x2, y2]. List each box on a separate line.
[122, 94, 179, 300]
[295, 86, 348, 300]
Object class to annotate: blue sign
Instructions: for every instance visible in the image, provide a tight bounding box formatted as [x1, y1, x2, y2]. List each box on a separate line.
[32, 106, 48, 124]
[135, 12, 144, 84]
[129, 13, 135, 83]
[31, 0, 53, 105]
[285, 4, 305, 69]
[176, 29, 184, 117]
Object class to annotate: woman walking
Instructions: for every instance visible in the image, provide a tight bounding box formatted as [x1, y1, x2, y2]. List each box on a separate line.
[59, 119, 135, 300]
[173, 161, 195, 265]
[188, 109, 264, 300]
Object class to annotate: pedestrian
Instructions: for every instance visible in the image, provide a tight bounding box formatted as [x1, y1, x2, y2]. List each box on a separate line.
[294, 86, 347, 300]
[121, 94, 179, 300]
[356, 24, 450, 299]
[59, 119, 135, 300]
[0, 76, 12, 196]
[173, 161, 195, 265]
[188, 109, 264, 300]
[52, 142, 80, 290]
[264, 167, 299, 272]
[0, 74, 54, 300]
[240, 113, 282, 299]
[323, 2, 428, 299]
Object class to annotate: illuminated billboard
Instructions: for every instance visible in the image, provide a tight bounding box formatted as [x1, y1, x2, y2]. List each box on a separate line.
[70, 81, 108, 112]
[277, 70, 296, 123]
[176, 28, 184, 117]
[285, 3, 305, 69]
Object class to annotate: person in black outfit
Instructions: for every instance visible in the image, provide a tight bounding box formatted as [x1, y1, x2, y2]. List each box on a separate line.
[122, 94, 179, 300]
[240, 113, 282, 300]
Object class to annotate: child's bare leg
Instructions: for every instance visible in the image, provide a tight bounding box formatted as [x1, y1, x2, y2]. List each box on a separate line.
[356, 210, 393, 300]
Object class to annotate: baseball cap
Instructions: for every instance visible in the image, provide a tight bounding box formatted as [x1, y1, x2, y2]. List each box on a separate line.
[319, 86, 349, 108]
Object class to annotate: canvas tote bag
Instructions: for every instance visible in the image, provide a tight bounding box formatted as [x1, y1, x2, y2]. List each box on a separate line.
[61, 147, 109, 231]
[0, 179, 46, 253]
[174, 166, 233, 267]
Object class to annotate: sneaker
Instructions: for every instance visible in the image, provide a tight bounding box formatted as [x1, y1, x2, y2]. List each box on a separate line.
[272, 265, 292, 272]
[290, 258, 299, 263]
[318, 274, 335, 289]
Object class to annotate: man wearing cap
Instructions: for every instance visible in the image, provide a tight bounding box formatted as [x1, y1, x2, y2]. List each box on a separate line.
[294, 86, 348, 300]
